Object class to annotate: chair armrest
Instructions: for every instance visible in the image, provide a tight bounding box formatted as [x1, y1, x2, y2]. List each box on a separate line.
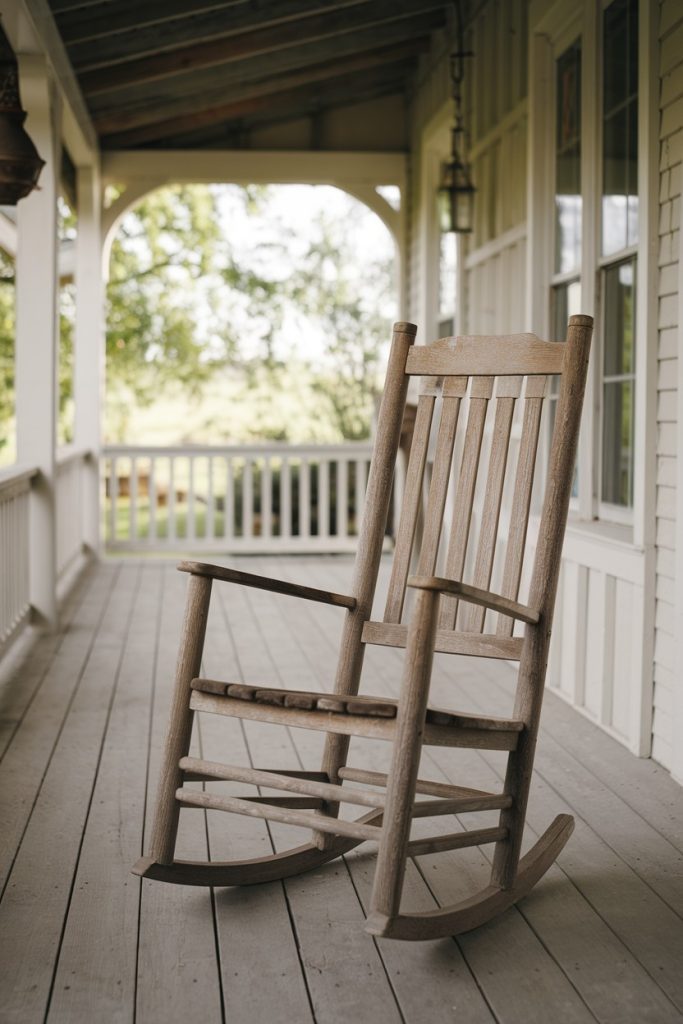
[407, 575, 540, 625]
[178, 560, 357, 609]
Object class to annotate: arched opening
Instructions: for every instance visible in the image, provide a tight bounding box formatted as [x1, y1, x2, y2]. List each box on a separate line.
[103, 182, 399, 551]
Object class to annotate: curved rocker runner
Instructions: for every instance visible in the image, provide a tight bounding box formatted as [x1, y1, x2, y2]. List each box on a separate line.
[133, 316, 593, 941]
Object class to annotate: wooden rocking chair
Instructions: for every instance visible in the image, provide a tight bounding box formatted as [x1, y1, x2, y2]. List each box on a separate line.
[134, 315, 593, 941]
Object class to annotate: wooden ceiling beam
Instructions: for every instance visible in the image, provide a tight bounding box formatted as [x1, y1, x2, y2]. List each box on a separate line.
[59, 0, 358, 47]
[79, 2, 447, 95]
[90, 9, 443, 129]
[97, 45, 425, 147]
[121, 67, 411, 150]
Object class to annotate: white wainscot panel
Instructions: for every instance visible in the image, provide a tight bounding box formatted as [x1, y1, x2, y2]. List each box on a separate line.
[545, 525, 648, 755]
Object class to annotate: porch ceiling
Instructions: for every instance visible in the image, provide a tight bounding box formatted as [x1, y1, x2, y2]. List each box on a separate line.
[46, 0, 451, 150]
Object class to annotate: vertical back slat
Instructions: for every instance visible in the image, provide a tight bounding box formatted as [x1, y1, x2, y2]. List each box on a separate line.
[461, 376, 521, 633]
[383, 386, 438, 623]
[497, 376, 547, 636]
[438, 377, 494, 630]
[415, 376, 468, 579]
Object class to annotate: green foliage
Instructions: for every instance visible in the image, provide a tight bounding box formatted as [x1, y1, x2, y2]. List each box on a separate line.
[0, 183, 395, 460]
[0, 250, 15, 460]
[105, 184, 394, 444]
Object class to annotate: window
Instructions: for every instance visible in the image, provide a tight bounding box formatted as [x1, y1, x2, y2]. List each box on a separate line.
[545, 0, 639, 522]
[599, 0, 638, 514]
[550, 39, 582, 496]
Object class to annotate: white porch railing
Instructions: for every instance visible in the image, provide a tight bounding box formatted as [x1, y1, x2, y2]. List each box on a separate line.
[0, 449, 94, 654]
[103, 444, 403, 554]
[56, 447, 92, 582]
[0, 464, 36, 652]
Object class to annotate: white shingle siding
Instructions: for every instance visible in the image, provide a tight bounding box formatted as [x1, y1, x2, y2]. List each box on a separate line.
[653, 0, 683, 769]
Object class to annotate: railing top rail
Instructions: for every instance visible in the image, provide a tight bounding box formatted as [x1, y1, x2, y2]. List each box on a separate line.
[57, 446, 94, 469]
[103, 443, 375, 457]
[0, 463, 39, 491]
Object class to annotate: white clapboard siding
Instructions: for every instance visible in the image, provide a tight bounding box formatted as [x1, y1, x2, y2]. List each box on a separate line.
[654, 1, 683, 771]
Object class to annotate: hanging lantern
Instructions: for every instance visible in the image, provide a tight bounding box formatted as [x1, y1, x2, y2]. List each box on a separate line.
[0, 21, 45, 206]
[438, 10, 475, 234]
[438, 127, 475, 234]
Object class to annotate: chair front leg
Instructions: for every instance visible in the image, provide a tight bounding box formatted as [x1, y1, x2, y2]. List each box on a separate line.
[369, 587, 440, 922]
[149, 573, 213, 865]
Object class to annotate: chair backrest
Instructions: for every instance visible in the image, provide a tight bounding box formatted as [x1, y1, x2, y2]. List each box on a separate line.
[355, 316, 593, 665]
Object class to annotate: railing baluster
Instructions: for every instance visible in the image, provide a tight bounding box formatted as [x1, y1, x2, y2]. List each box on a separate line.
[168, 457, 176, 543]
[225, 458, 234, 540]
[336, 458, 348, 540]
[281, 458, 291, 539]
[262, 457, 272, 539]
[243, 458, 253, 538]
[355, 459, 366, 534]
[318, 458, 330, 539]
[299, 458, 310, 539]
[206, 457, 214, 541]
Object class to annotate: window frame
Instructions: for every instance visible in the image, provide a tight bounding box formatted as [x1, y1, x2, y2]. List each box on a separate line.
[533, 0, 657, 544]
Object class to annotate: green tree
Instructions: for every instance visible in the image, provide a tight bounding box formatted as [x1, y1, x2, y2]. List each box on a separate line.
[106, 185, 235, 439]
[0, 249, 15, 461]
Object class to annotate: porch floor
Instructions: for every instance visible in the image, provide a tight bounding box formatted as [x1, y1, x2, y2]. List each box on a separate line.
[1, 556, 682, 1024]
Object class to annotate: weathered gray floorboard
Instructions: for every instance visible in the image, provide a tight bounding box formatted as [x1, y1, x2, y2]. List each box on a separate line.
[0, 563, 120, 893]
[277, 559, 602, 1024]
[215, 574, 403, 1024]
[296, 557, 683, 1024]
[47, 564, 164, 1023]
[199, 585, 315, 1024]
[0, 563, 100, 760]
[3, 556, 683, 1024]
[0, 564, 139, 1024]
[244, 562, 499, 1024]
[135, 565, 223, 1024]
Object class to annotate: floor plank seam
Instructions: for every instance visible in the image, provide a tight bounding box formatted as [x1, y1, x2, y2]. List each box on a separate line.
[0, 563, 123, 906]
[197, 716, 228, 1024]
[232, 572, 412, 1021]
[133, 563, 165, 1024]
[354, 598, 683, 928]
[0, 564, 104, 766]
[43, 563, 145, 1023]
[532, 721, 683, 857]
[216, 595, 318, 1023]
[245, 562, 490, 1023]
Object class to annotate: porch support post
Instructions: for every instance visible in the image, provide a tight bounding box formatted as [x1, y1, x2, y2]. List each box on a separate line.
[74, 163, 103, 556]
[15, 56, 61, 628]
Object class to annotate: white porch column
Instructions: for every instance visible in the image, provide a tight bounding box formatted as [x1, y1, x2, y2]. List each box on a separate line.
[74, 163, 103, 556]
[15, 56, 61, 628]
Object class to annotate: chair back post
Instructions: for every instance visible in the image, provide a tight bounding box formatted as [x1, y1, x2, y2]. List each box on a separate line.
[492, 313, 593, 888]
[321, 321, 416, 787]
